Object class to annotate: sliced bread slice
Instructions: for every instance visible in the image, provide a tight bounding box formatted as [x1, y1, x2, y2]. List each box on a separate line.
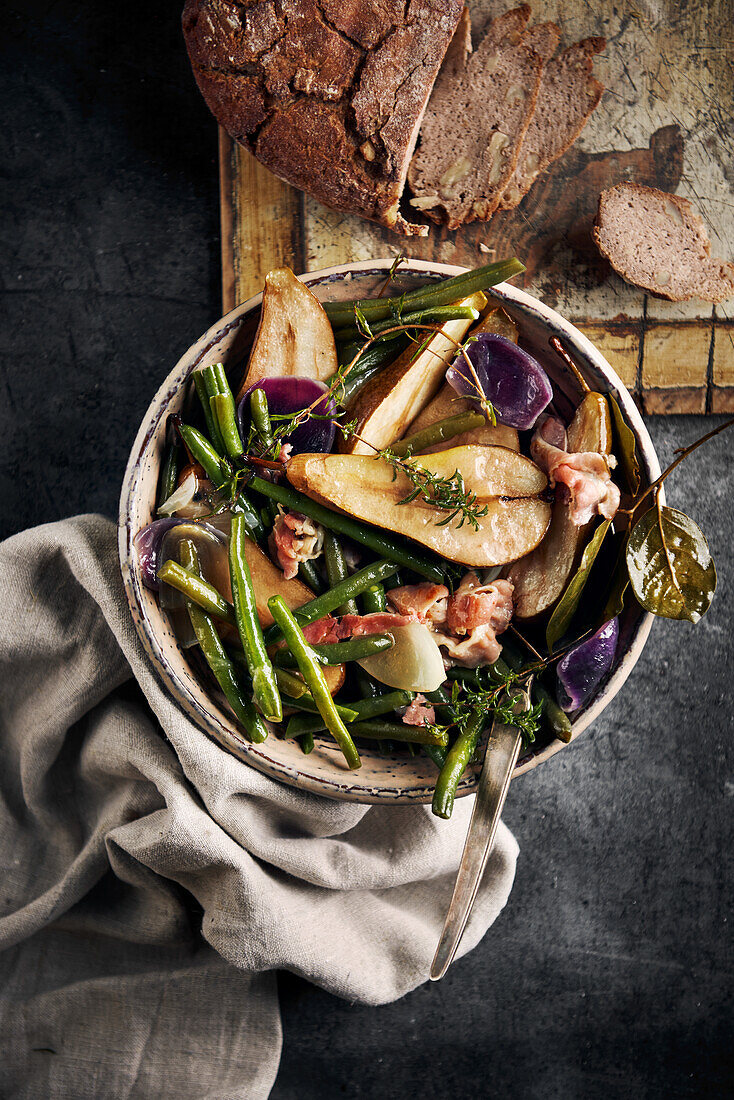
[407, 5, 544, 229]
[594, 184, 734, 302]
[499, 36, 605, 210]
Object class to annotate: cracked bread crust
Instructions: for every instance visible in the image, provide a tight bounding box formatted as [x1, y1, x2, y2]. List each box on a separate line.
[406, 5, 544, 230]
[594, 184, 734, 303]
[182, 0, 464, 234]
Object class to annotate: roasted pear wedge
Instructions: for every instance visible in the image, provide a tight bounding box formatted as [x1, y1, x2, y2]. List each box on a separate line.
[400, 305, 520, 454]
[508, 392, 613, 619]
[287, 445, 550, 567]
[340, 292, 486, 455]
[236, 267, 337, 402]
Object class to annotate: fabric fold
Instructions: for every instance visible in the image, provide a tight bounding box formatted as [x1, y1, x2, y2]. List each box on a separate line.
[0, 515, 518, 1098]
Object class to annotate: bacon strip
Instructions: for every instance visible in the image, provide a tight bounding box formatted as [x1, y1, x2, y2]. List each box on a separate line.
[269, 508, 324, 580]
[531, 415, 620, 526]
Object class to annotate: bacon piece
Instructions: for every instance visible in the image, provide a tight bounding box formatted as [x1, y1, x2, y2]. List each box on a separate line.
[531, 416, 620, 526]
[401, 694, 436, 727]
[300, 612, 413, 646]
[269, 508, 325, 580]
[387, 583, 449, 627]
[434, 573, 514, 668]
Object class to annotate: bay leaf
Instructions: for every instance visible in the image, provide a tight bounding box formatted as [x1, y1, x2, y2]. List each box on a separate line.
[626, 506, 717, 622]
[609, 394, 640, 495]
[546, 519, 613, 651]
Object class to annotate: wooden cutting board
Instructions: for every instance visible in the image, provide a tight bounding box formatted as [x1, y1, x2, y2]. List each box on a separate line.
[218, 0, 734, 414]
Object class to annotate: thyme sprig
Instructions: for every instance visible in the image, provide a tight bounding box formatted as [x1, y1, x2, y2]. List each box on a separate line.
[337, 420, 489, 531]
[449, 665, 543, 750]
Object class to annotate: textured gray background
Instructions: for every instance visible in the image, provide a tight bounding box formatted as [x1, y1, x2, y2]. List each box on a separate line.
[2, 3, 732, 1097]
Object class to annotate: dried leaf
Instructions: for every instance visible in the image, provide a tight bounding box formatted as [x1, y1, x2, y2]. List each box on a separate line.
[626, 506, 717, 622]
[546, 519, 613, 651]
[609, 394, 640, 495]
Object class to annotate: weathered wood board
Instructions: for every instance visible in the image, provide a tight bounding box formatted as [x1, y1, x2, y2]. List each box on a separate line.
[219, 0, 734, 413]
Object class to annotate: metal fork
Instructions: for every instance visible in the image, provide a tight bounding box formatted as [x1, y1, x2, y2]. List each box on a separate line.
[430, 684, 531, 980]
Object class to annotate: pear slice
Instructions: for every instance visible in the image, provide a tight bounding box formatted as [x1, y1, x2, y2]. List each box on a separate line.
[400, 305, 520, 454]
[287, 445, 551, 568]
[236, 267, 337, 402]
[340, 292, 486, 455]
[508, 393, 613, 619]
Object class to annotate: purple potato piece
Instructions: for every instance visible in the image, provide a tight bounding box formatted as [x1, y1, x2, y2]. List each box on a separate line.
[556, 617, 619, 712]
[238, 377, 336, 455]
[134, 518, 182, 590]
[446, 333, 553, 430]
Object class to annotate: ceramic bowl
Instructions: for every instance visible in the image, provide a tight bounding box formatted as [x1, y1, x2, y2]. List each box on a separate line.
[119, 259, 659, 803]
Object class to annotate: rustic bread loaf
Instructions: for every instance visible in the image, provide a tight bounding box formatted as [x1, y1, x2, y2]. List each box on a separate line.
[594, 184, 734, 302]
[498, 36, 605, 210]
[406, 6, 544, 229]
[182, 0, 464, 235]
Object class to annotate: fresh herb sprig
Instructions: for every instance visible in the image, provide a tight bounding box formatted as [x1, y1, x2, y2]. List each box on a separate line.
[448, 664, 543, 751]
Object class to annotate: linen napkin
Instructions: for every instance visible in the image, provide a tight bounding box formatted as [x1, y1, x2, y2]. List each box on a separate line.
[0, 515, 518, 1099]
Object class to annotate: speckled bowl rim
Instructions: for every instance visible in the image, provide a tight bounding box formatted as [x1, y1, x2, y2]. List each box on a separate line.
[119, 258, 660, 803]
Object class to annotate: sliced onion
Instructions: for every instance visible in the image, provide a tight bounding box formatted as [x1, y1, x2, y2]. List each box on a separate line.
[446, 333, 553, 430]
[238, 377, 336, 454]
[134, 519, 182, 591]
[358, 622, 445, 692]
[158, 523, 230, 609]
[556, 617, 619, 712]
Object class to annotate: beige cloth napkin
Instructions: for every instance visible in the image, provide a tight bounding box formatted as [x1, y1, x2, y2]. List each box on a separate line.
[0, 515, 518, 1099]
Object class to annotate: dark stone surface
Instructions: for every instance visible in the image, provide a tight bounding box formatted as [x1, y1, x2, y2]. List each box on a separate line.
[2, 3, 732, 1097]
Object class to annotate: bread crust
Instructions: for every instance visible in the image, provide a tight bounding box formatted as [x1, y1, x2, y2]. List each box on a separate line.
[182, 0, 464, 234]
[594, 183, 734, 303]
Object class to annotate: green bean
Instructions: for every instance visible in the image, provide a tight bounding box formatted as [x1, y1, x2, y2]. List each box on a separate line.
[283, 696, 359, 722]
[177, 423, 230, 488]
[361, 582, 386, 614]
[323, 532, 358, 615]
[193, 371, 226, 455]
[423, 744, 448, 770]
[348, 720, 449, 746]
[297, 559, 325, 594]
[534, 679, 572, 743]
[211, 393, 243, 458]
[229, 514, 281, 722]
[262, 559, 400, 645]
[249, 388, 273, 448]
[323, 259, 525, 327]
[274, 666, 310, 700]
[268, 596, 361, 770]
[273, 634, 394, 668]
[249, 475, 445, 584]
[298, 733, 315, 755]
[157, 441, 180, 509]
[390, 411, 487, 458]
[332, 339, 411, 405]
[285, 689, 414, 737]
[432, 709, 485, 819]
[333, 304, 481, 344]
[157, 560, 236, 626]
[179, 540, 267, 743]
[424, 685, 458, 727]
[231, 492, 266, 544]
